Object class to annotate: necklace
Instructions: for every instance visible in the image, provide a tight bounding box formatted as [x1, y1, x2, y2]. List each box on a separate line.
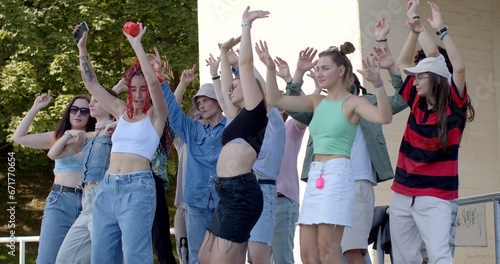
[95, 120, 114, 130]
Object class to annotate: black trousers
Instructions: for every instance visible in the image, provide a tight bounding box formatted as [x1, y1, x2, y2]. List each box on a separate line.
[152, 176, 176, 264]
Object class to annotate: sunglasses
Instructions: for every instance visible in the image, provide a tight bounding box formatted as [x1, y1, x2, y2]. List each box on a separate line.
[188, 113, 204, 120]
[70, 106, 90, 116]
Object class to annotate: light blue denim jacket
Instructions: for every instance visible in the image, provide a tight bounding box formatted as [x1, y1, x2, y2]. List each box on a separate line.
[161, 81, 226, 208]
[80, 134, 112, 184]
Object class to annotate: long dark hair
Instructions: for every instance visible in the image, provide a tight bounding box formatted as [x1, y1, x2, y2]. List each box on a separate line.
[318, 42, 355, 89]
[54, 95, 96, 140]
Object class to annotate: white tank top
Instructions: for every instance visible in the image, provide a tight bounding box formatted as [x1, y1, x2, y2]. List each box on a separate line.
[111, 112, 160, 161]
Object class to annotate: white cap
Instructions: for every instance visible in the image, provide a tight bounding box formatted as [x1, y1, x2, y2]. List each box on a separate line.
[404, 57, 451, 79]
[191, 83, 219, 110]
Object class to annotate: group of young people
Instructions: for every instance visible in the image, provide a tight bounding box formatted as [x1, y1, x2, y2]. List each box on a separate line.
[12, 1, 475, 264]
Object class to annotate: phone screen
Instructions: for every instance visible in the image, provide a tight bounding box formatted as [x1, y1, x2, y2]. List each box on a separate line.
[73, 22, 89, 43]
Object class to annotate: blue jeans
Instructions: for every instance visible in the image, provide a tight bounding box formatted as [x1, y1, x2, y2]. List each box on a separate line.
[185, 204, 214, 264]
[92, 171, 156, 264]
[37, 191, 82, 264]
[272, 196, 299, 264]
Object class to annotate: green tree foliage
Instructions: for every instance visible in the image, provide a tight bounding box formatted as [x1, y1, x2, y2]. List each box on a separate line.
[1, 0, 199, 172]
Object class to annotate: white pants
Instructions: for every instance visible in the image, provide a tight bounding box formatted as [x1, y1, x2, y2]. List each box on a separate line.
[389, 192, 453, 264]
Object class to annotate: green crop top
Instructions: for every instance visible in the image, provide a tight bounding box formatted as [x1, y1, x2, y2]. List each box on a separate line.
[309, 95, 357, 157]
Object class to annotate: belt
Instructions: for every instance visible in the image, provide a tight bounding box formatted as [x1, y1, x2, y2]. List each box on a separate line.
[277, 192, 286, 198]
[51, 184, 82, 194]
[257, 179, 276, 185]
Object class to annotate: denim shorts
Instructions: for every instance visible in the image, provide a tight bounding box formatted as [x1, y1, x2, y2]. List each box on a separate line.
[207, 172, 263, 243]
[249, 183, 276, 245]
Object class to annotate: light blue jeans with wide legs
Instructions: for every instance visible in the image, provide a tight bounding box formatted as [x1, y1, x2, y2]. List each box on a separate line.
[185, 204, 214, 264]
[36, 191, 82, 264]
[91, 171, 156, 264]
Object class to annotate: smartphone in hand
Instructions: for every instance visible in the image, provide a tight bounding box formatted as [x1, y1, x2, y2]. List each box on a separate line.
[73, 22, 89, 43]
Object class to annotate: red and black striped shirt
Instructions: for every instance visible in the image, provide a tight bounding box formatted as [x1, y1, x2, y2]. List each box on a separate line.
[391, 75, 468, 200]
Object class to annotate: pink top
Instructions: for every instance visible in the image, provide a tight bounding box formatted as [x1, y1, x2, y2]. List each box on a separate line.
[276, 119, 305, 203]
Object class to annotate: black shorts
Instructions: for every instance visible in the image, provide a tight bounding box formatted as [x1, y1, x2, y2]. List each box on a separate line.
[207, 172, 263, 243]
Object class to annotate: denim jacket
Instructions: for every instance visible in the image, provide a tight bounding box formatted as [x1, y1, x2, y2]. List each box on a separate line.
[286, 74, 407, 183]
[161, 81, 226, 208]
[80, 134, 112, 185]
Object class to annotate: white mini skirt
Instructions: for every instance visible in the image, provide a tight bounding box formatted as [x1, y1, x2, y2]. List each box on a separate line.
[297, 158, 355, 227]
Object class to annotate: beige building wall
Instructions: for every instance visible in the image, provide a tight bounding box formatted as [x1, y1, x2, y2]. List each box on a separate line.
[358, 0, 500, 263]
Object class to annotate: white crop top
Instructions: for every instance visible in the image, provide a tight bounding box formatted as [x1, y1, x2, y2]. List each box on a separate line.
[111, 112, 160, 161]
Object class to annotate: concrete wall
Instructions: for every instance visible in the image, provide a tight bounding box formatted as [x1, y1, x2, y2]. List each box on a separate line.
[358, 0, 500, 263]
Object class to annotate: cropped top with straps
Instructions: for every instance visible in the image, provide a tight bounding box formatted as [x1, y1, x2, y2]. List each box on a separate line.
[221, 100, 268, 156]
[309, 95, 357, 157]
[111, 112, 160, 161]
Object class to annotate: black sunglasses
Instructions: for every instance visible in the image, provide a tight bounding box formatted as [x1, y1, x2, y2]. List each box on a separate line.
[70, 106, 90, 116]
[188, 113, 204, 120]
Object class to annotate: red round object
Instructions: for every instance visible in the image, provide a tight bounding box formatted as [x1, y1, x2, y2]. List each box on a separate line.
[123, 22, 139, 37]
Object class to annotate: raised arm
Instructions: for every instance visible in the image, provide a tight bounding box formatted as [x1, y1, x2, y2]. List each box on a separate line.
[374, 18, 399, 75]
[220, 38, 241, 118]
[47, 129, 86, 160]
[427, 1, 465, 96]
[408, 0, 439, 58]
[255, 40, 316, 113]
[12, 91, 55, 149]
[239, 6, 269, 110]
[206, 54, 230, 115]
[293, 47, 318, 84]
[124, 24, 169, 135]
[76, 26, 125, 119]
[355, 56, 392, 124]
[174, 64, 197, 104]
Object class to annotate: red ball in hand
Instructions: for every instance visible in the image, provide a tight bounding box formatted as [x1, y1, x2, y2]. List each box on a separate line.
[123, 22, 140, 37]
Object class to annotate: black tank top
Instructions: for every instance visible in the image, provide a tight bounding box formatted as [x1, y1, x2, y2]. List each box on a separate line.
[221, 100, 268, 155]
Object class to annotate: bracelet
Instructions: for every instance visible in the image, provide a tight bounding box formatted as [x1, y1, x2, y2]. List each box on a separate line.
[372, 81, 384, 89]
[440, 31, 448, 40]
[411, 29, 421, 35]
[436, 26, 448, 36]
[211, 75, 220, 80]
[376, 39, 387, 42]
[241, 21, 252, 27]
[412, 15, 420, 20]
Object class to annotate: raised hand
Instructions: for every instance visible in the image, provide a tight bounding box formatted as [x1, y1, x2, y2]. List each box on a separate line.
[123, 22, 146, 45]
[427, 1, 444, 30]
[375, 18, 390, 40]
[32, 90, 52, 110]
[254, 40, 275, 70]
[307, 69, 322, 94]
[407, 0, 420, 19]
[296, 47, 318, 73]
[242, 6, 270, 24]
[205, 54, 221, 76]
[221, 36, 241, 52]
[74, 23, 88, 49]
[180, 64, 198, 85]
[371, 47, 395, 70]
[147, 47, 165, 81]
[357, 56, 382, 84]
[274, 57, 291, 82]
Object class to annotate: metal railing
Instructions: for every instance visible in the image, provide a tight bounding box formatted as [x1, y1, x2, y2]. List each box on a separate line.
[0, 228, 175, 264]
[376, 192, 500, 264]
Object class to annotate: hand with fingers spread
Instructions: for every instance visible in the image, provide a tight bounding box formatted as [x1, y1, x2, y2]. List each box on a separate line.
[180, 64, 198, 85]
[242, 6, 270, 25]
[274, 57, 292, 83]
[375, 18, 391, 41]
[255, 40, 275, 70]
[296, 47, 318, 73]
[371, 47, 395, 70]
[357, 56, 382, 84]
[427, 1, 444, 30]
[306, 69, 322, 93]
[32, 90, 52, 110]
[206, 54, 221, 77]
